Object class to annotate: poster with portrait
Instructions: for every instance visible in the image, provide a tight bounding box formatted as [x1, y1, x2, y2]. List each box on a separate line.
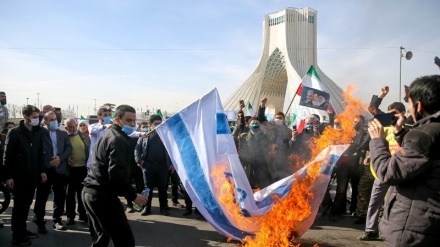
[299, 86, 330, 110]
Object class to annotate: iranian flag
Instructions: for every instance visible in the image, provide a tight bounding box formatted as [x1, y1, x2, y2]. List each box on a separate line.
[290, 113, 305, 133]
[295, 65, 325, 96]
[247, 102, 255, 117]
[296, 65, 337, 113]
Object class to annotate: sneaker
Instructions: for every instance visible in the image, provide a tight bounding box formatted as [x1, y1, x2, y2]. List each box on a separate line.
[126, 207, 135, 213]
[24, 230, 38, 239]
[357, 231, 380, 241]
[53, 222, 67, 231]
[38, 225, 47, 234]
[66, 218, 75, 225]
[172, 202, 185, 208]
[12, 237, 31, 246]
[160, 209, 169, 216]
[140, 207, 151, 216]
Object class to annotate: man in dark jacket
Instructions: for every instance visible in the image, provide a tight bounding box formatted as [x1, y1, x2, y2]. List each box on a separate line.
[3, 105, 46, 245]
[33, 111, 72, 233]
[82, 104, 147, 247]
[135, 114, 172, 216]
[368, 75, 440, 246]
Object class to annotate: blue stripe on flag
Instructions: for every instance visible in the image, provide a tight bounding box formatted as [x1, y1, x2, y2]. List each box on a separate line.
[216, 113, 231, 134]
[254, 182, 293, 208]
[166, 114, 246, 239]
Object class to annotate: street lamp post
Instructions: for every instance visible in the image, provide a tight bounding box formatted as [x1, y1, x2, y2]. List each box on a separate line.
[37, 93, 40, 108]
[93, 99, 97, 113]
[26, 98, 29, 105]
[399, 46, 413, 102]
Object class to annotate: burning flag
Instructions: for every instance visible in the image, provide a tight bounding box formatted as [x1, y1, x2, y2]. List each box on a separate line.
[155, 89, 349, 242]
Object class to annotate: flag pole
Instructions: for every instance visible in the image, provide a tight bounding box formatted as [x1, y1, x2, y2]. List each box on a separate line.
[285, 91, 298, 116]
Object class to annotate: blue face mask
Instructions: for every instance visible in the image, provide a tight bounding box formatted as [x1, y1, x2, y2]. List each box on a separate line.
[141, 127, 149, 132]
[121, 123, 137, 135]
[305, 123, 314, 131]
[250, 124, 260, 130]
[48, 121, 58, 131]
[102, 116, 112, 125]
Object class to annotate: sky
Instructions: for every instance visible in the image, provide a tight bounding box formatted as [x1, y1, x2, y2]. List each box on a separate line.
[1, 0, 439, 118]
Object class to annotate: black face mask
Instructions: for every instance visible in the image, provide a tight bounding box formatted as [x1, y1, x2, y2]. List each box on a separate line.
[354, 122, 362, 131]
[56, 115, 62, 124]
[0, 99, 6, 105]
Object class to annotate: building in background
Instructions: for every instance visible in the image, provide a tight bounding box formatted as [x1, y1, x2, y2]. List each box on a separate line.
[224, 7, 345, 122]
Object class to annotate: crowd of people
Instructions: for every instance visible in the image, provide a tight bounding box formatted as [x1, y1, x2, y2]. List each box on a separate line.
[1, 73, 440, 247]
[232, 74, 440, 246]
[0, 96, 193, 246]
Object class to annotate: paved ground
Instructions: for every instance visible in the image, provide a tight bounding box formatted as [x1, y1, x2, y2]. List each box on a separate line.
[0, 191, 388, 247]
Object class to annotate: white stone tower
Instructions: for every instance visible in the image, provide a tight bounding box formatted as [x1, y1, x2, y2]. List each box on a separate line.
[224, 7, 345, 121]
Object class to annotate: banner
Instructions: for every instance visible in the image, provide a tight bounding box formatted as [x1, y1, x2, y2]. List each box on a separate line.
[299, 85, 330, 110]
[156, 89, 348, 240]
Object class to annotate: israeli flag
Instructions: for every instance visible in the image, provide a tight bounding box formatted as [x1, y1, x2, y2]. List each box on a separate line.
[156, 89, 348, 240]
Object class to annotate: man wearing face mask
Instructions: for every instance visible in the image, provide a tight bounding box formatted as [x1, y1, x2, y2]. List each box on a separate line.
[64, 118, 90, 225]
[368, 75, 440, 246]
[87, 108, 113, 168]
[87, 108, 148, 168]
[135, 114, 173, 216]
[290, 115, 320, 165]
[239, 117, 272, 189]
[265, 112, 292, 182]
[83, 105, 148, 247]
[52, 107, 65, 130]
[3, 105, 47, 245]
[331, 115, 369, 219]
[33, 111, 72, 233]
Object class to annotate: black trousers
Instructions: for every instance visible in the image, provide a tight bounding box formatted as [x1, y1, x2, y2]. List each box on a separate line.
[11, 181, 36, 238]
[332, 165, 349, 215]
[34, 168, 66, 224]
[66, 166, 87, 219]
[144, 162, 169, 209]
[82, 191, 134, 247]
[170, 171, 180, 203]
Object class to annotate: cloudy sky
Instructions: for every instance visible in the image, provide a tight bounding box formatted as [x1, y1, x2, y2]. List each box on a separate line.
[1, 0, 439, 117]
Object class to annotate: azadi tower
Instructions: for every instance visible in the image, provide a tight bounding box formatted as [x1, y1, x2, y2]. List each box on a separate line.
[224, 7, 345, 121]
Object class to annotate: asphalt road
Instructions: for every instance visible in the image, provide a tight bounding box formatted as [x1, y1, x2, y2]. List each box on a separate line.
[0, 191, 388, 247]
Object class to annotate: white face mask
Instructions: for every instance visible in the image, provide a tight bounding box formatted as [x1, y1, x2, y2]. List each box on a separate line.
[274, 119, 283, 126]
[29, 118, 40, 127]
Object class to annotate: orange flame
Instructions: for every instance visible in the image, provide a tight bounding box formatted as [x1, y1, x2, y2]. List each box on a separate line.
[211, 87, 366, 246]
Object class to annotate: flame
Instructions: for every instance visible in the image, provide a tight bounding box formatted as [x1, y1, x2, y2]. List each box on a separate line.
[211, 166, 263, 231]
[239, 86, 366, 246]
[207, 87, 365, 246]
